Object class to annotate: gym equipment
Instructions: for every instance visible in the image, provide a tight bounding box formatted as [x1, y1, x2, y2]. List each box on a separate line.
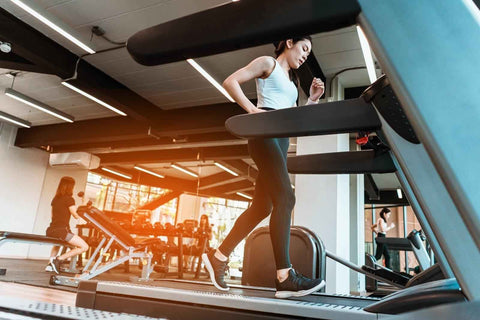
[0, 231, 78, 273]
[242, 225, 325, 290]
[90, 0, 478, 318]
[50, 206, 161, 287]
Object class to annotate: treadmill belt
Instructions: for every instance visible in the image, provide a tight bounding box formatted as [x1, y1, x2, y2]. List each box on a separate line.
[77, 280, 379, 320]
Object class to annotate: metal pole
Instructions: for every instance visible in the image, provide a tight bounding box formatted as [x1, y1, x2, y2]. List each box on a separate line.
[371, 204, 376, 254]
[403, 206, 409, 273]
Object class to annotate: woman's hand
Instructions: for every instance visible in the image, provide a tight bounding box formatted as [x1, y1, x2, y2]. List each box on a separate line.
[250, 108, 267, 114]
[309, 77, 325, 102]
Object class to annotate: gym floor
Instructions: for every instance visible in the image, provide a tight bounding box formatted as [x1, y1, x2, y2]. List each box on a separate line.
[0, 257, 239, 304]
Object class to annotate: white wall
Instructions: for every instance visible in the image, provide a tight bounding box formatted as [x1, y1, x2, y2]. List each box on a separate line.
[294, 134, 351, 294]
[28, 166, 88, 259]
[0, 123, 49, 258]
[0, 122, 88, 259]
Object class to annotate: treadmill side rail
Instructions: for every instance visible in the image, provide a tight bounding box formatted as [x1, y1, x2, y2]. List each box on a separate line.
[364, 278, 465, 314]
[225, 98, 380, 139]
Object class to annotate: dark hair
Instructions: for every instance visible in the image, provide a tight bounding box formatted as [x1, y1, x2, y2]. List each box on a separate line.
[379, 208, 391, 223]
[55, 176, 75, 197]
[274, 36, 312, 87]
[200, 214, 209, 228]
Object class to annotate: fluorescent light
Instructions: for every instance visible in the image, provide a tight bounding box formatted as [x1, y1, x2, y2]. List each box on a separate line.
[463, 0, 480, 25]
[134, 165, 165, 179]
[171, 163, 198, 178]
[0, 110, 31, 128]
[9, 0, 95, 54]
[101, 167, 132, 179]
[356, 26, 377, 84]
[214, 162, 239, 176]
[186, 59, 235, 102]
[236, 192, 252, 200]
[61, 81, 127, 116]
[5, 88, 74, 123]
[397, 188, 403, 199]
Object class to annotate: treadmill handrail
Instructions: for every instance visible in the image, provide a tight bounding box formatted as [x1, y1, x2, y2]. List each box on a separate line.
[225, 98, 380, 139]
[287, 150, 396, 174]
[127, 0, 360, 66]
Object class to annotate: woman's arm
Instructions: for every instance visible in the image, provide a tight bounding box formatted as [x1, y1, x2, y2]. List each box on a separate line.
[386, 222, 395, 231]
[305, 77, 325, 105]
[69, 195, 88, 219]
[69, 205, 80, 219]
[223, 56, 275, 113]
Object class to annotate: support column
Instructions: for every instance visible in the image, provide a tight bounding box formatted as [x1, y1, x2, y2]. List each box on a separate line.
[349, 140, 365, 294]
[294, 133, 350, 294]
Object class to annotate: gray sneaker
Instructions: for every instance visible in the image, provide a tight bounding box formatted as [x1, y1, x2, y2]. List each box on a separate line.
[49, 258, 61, 274]
[275, 269, 325, 299]
[202, 251, 229, 291]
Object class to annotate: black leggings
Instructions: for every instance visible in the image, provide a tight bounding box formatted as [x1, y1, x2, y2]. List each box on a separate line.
[218, 137, 294, 270]
[375, 233, 391, 269]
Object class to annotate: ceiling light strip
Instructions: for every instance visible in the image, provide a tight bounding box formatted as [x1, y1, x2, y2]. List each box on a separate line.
[9, 0, 95, 54]
[0, 110, 31, 128]
[171, 163, 198, 178]
[214, 162, 239, 176]
[61, 81, 127, 116]
[186, 59, 235, 102]
[101, 167, 132, 179]
[356, 26, 377, 84]
[236, 192, 252, 200]
[397, 188, 403, 199]
[5, 88, 74, 123]
[134, 165, 165, 179]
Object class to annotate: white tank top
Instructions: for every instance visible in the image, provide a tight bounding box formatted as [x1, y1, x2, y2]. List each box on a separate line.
[255, 58, 298, 110]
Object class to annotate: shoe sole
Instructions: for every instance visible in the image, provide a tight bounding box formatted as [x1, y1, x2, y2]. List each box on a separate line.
[201, 253, 229, 292]
[49, 261, 59, 274]
[275, 280, 326, 299]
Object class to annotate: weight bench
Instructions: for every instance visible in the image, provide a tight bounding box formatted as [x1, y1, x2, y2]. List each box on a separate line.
[0, 231, 78, 273]
[50, 206, 160, 287]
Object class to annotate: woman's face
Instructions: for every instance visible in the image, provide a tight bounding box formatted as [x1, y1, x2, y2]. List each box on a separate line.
[285, 39, 312, 69]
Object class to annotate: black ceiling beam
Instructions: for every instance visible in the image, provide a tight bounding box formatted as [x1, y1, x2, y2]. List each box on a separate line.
[137, 191, 182, 211]
[14, 103, 245, 149]
[15, 117, 149, 148]
[98, 145, 249, 165]
[365, 190, 410, 206]
[0, 51, 53, 74]
[220, 159, 258, 182]
[149, 103, 245, 136]
[200, 180, 254, 196]
[49, 132, 241, 153]
[91, 166, 198, 193]
[364, 174, 380, 201]
[127, 0, 360, 66]
[198, 172, 244, 190]
[93, 166, 251, 201]
[223, 194, 252, 202]
[0, 7, 160, 122]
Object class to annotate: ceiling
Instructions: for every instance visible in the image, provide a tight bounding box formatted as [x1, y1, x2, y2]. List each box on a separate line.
[0, 0, 402, 203]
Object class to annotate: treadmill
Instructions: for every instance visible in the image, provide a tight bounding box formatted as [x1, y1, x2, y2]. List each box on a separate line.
[75, 0, 479, 319]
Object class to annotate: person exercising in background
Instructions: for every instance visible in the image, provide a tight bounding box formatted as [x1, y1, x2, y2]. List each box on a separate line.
[46, 176, 89, 274]
[372, 208, 395, 269]
[203, 36, 326, 299]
